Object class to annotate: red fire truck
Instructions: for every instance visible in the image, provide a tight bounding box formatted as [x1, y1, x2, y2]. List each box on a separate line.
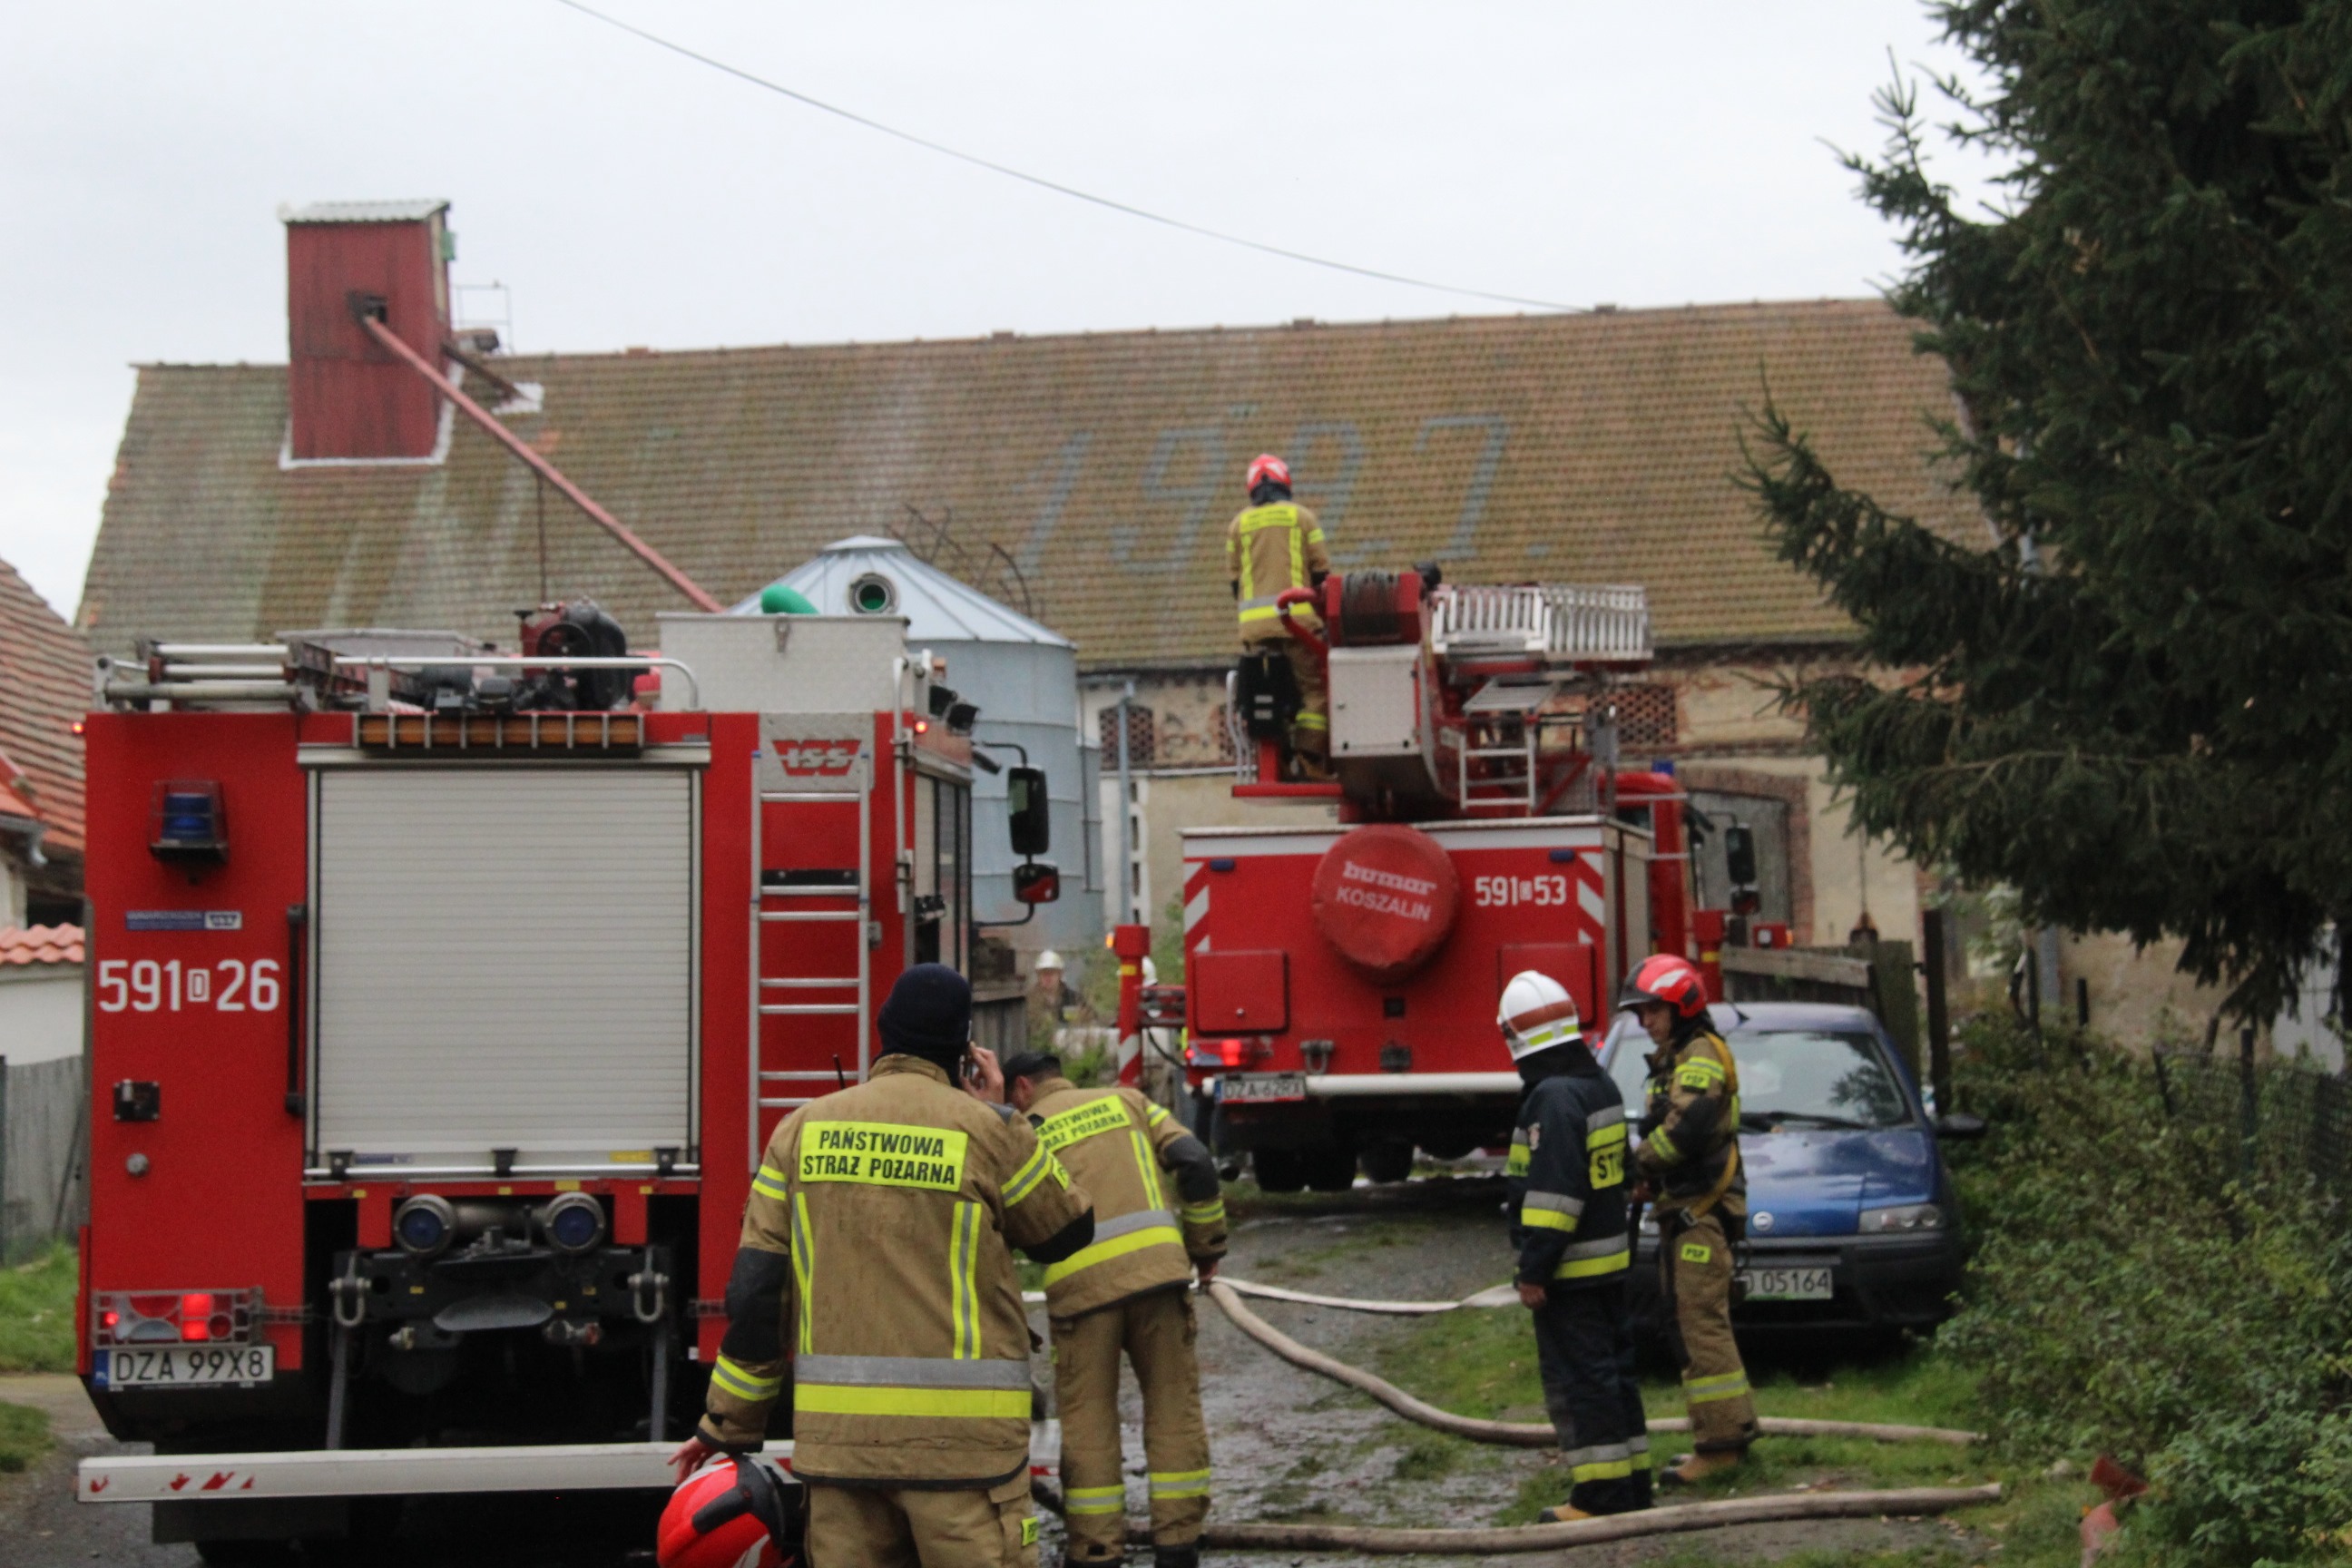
[1162, 571, 1720, 1190]
[73, 608, 1059, 1553]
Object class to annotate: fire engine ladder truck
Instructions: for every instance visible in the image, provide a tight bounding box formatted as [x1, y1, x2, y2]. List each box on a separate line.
[750, 738, 875, 1153]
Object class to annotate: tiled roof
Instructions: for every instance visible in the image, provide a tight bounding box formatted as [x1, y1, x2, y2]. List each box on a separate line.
[0, 924, 84, 966]
[0, 557, 90, 854]
[81, 300, 1986, 672]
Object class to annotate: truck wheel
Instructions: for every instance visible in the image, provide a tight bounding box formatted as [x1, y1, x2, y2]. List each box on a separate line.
[1305, 1148, 1358, 1192]
[1252, 1149, 1307, 1193]
[1357, 1142, 1415, 1184]
[194, 1542, 294, 1566]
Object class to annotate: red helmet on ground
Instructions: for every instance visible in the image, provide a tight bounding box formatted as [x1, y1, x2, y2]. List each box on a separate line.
[1246, 453, 1291, 493]
[1618, 954, 1710, 1021]
[658, 1455, 799, 1568]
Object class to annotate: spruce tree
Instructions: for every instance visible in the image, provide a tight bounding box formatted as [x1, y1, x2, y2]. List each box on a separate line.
[1751, 1, 2352, 1020]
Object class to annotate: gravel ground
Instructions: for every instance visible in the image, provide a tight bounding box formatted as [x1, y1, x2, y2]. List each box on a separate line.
[1034, 1173, 1977, 1568]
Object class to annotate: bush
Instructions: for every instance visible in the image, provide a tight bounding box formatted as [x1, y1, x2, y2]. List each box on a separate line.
[0, 1240, 75, 1374]
[1941, 1019, 2352, 1561]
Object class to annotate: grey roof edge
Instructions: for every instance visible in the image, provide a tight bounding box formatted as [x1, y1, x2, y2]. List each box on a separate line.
[279, 199, 450, 225]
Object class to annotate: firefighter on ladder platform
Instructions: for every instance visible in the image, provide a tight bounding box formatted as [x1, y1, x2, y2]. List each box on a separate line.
[1002, 1050, 1227, 1568]
[1622, 955, 1759, 1483]
[1225, 453, 1332, 780]
[670, 965, 1095, 1567]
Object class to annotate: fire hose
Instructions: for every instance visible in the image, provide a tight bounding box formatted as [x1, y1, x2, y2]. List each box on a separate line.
[1205, 1279, 1984, 1447]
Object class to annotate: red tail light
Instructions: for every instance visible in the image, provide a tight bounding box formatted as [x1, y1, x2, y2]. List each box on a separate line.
[92, 1289, 253, 1346]
[181, 1294, 215, 1340]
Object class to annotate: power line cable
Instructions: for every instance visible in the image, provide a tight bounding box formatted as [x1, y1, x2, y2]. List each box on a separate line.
[549, 0, 1585, 314]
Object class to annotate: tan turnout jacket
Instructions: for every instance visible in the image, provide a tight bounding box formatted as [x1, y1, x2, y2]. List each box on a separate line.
[1225, 503, 1330, 645]
[1026, 1079, 1226, 1318]
[699, 1055, 1090, 1485]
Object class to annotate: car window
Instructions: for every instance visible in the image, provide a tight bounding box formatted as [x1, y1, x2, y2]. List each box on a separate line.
[1607, 1027, 1912, 1129]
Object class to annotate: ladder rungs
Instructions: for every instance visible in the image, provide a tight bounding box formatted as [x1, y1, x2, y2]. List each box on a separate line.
[760, 977, 859, 989]
[762, 1071, 851, 1082]
[760, 911, 862, 923]
[761, 791, 861, 804]
[760, 887, 866, 899]
[760, 1004, 860, 1015]
[759, 1096, 821, 1109]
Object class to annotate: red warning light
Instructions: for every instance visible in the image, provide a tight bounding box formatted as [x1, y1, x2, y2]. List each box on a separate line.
[181, 1294, 215, 1340]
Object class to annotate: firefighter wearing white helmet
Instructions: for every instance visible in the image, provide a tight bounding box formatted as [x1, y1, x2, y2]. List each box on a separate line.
[1500, 971, 1653, 1521]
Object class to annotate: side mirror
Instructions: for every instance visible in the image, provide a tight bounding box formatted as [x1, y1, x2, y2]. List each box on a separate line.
[1013, 861, 1061, 905]
[1933, 1112, 1987, 1142]
[1007, 767, 1051, 858]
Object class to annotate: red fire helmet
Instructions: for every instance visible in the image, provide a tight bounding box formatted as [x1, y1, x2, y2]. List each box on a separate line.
[1246, 453, 1291, 493]
[658, 1455, 798, 1568]
[1618, 954, 1709, 1021]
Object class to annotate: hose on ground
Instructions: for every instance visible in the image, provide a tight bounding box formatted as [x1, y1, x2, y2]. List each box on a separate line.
[1204, 1279, 1983, 1447]
[1043, 1465, 2002, 1556]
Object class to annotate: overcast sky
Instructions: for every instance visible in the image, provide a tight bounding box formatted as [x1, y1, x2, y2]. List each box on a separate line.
[0, 1, 1997, 620]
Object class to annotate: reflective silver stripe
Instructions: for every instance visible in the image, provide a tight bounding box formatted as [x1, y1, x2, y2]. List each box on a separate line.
[793, 1355, 1030, 1390]
[1561, 1235, 1630, 1261]
[1522, 1191, 1584, 1217]
[1563, 1441, 1634, 1466]
[1239, 594, 1288, 612]
[1586, 1105, 1625, 1132]
[1510, 1129, 1529, 1146]
[1091, 1207, 1181, 1242]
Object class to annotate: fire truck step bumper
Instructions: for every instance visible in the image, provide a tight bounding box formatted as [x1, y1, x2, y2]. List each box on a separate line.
[79, 1423, 1063, 1502]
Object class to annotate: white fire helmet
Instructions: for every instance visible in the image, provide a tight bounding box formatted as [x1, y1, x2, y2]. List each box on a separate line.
[1035, 950, 1065, 972]
[1498, 970, 1583, 1062]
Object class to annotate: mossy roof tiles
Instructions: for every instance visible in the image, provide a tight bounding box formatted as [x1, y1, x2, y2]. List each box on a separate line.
[82, 299, 1984, 673]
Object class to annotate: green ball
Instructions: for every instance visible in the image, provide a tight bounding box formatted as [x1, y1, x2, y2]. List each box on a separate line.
[759, 583, 818, 615]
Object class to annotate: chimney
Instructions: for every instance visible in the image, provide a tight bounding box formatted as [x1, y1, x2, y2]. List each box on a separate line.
[282, 200, 453, 461]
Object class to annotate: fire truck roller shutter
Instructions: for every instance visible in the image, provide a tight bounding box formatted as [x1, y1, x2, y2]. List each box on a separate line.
[313, 768, 695, 1171]
[1309, 824, 1461, 984]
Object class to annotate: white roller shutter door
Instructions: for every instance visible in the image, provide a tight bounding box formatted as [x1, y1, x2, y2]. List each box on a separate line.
[313, 768, 696, 1171]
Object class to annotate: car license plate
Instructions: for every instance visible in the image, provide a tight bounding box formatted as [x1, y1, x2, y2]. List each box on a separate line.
[1220, 1073, 1307, 1103]
[1738, 1267, 1833, 1301]
[96, 1345, 275, 1389]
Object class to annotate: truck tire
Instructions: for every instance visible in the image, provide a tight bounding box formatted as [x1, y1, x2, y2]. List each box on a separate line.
[194, 1542, 294, 1566]
[1357, 1142, 1415, 1185]
[1305, 1148, 1358, 1192]
[1253, 1149, 1307, 1193]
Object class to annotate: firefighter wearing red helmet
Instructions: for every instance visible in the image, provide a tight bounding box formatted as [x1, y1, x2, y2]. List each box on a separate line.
[1620, 954, 1758, 1482]
[1225, 453, 1333, 780]
[669, 965, 1095, 1567]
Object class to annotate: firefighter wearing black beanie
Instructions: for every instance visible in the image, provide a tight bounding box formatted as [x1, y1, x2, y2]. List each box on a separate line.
[676, 958, 1094, 1564]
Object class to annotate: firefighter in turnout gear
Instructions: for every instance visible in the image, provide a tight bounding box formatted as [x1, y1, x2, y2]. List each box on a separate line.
[1500, 972, 1653, 1520]
[1225, 453, 1332, 779]
[1622, 954, 1758, 1483]
[1002, 1051, 1227, 1568]
[671, 965, 1096, 1567]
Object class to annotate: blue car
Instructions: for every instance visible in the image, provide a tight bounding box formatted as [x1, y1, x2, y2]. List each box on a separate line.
[1599, 1002, 1980, 1334]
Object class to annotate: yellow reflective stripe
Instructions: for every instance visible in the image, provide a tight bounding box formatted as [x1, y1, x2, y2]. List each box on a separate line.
[1145, 1102, 1171, 1126]
[1292, 710, 1328, 730]
[1150, 1467, 1212, 1497]
[1238, 603, 1284, 622]
[1571, 1456, 1639, 1482]
[1042, 1223, 1187, 1285]
[789, 1192, 815, 1354]
[1505, 1143, 1531, 1176]
[710, 1355, 781, 1402]
[1004, 1141, 1065, 1204]
[1555, 1251, 1632, 1279]
[1587, 1122, 1628, 1149]
[1684, 1370, 1751, 1404]
[1646, 1128, 1681, 1164]
[794, 1384, 1031, 1419]
[1181, 1200, 1226, 1226]
[950, 1200, 981, 1359]
[1130, 1131, 1166, 1211]
[751, 1162, 790, 1201]
[799, 1122, 968, 1191]
[1520, 1207, 1576, 1231]
[1064, 1485, 1126, 1514]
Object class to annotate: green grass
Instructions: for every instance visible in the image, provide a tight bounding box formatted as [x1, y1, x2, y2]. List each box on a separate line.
[0, 1241, 75, 1374]
[1363, 1302, 2103, 1563]
[0, 1400, 51, 1475]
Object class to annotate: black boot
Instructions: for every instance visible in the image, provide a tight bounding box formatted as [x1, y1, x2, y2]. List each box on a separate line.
[1154, 1546, 1201, 1568]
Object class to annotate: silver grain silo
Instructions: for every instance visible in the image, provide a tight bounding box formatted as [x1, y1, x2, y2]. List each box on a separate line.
[740, 537, 1105, 980]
